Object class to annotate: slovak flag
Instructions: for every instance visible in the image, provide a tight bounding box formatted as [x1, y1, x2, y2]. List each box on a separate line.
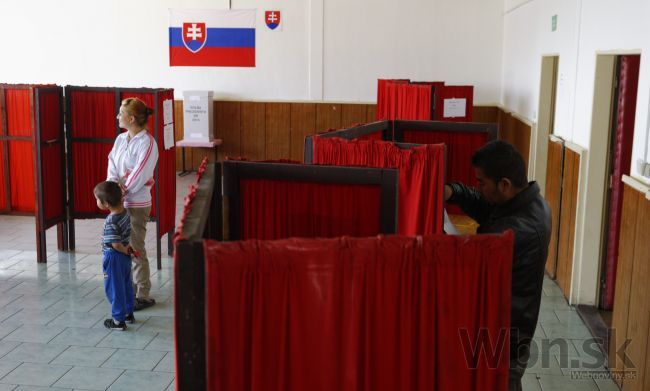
[169, 9, 256, 67]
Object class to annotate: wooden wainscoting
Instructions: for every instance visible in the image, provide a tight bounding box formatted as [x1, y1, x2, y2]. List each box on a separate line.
[174, 101, 507, 171]
[544, 137, 565, 278]
[497, 109, 531, 171]
[609, 179, 650, 390]
[555, 146, 581, 298]
[174, 101, 376, 169]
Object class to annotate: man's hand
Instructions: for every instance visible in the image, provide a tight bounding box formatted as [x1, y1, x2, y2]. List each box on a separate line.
[444, 185, 453, 201]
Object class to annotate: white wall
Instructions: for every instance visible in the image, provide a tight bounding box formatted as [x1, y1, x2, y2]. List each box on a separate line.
[0, 0, 504, 104]
[502, 0, 650, 306]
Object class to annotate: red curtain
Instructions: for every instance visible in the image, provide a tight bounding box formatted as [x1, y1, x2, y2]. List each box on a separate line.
[69, 91, 116, 138]
[434, 86, 474, 122]
[602, 55, 640, 309]
[153, 90, 177, 236]
[376, 79, 409, 120]
[38, 90, 61, 141]
[72, 142, 112, 214]
[42, 145, 63, 220]
[357, 132, 383, 141]
[0, 143, 5, 209]
[9, 141, 35, 212]
[313, 137, 444, 235]
[239, 179, 382, 239]
[5, 89, 32, 137]
[203, 232, 513, 391]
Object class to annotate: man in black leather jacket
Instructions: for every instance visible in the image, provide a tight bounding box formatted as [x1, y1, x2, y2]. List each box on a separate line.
[445, 140, 552, 391]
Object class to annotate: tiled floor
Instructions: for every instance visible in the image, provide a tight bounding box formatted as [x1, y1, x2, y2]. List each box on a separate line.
[0, 174, 620, 390]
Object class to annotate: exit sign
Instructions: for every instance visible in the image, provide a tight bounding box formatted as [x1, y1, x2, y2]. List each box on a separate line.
[552, 15, 557, 31]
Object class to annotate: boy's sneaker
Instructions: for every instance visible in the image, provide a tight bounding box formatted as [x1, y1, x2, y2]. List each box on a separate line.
[104, 319, 126, 331]
[125, 314, 135, 324]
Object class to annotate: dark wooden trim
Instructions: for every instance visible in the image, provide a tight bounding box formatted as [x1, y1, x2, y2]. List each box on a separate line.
[154, 91, 162, 270]
[393, 120, 498, 142]
[64, 85, 76, 250]
[31, 87, 47, 263]
[0, 87, 10, 213]
[174, 239, 206, 391]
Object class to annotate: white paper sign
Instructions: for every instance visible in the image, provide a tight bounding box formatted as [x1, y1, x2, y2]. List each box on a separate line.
[443, 98, 467, 118]
[163, 99, 173, 125]
[164, 123, 175, 150]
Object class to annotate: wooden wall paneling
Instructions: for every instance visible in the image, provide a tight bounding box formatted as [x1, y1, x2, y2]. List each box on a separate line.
[341, 104, 368, 128]
[609, 184, 641, 385]
[623, 193, 650, 391]
[556, 149, 579, 298]
[316, 103, 342, 133]
[240, 102, 266, 161]
[473, 106, 499, 123]
[289, 103, 316, 162]
[515, 119, 531, 171]
[544, 139, 564, 278]
[215, 101, 241, 162]
[366, 104, 377, 123]
[265, 103, 291, 160]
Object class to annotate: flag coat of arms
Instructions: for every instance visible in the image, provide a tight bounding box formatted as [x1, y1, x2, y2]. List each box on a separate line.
[265, 11, 281, 30]
[169, 9, 256, 67]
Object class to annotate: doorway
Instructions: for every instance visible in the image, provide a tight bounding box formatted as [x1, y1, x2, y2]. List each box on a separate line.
[533, 55, 559, 195]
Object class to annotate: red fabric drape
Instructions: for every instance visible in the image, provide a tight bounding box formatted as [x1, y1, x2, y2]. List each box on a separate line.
[69, 91, 116, 138]
[313, 137, 445, 235]
[239, 179, 382, 239]
[42, 144, 64, 220]
[376, 79, 409, 120]
[0, 143, 5, 209]
[603, 55, 640, 309]
[38, 90, 61, 141]
[434, 86, 474, 122]
[357, 132, 383, 141]
[5, 89, 31, 137]
[154, 90, 176, 236]
[203, 232, 513, 391]
[9, 141, 35, 212]
[72, 142, 112, 214]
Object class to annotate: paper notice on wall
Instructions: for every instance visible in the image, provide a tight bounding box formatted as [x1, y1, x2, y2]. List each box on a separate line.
[163, 99, 173, 125]
[443, 98, 467, 118]
[164, 123, 175, 150]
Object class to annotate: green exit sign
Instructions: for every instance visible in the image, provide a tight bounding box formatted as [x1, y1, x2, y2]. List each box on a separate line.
[552, 15, 557, 31]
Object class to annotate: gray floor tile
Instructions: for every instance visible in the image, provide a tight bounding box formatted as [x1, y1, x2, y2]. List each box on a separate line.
[0, 383, 16, 390]
[52, 366, 123, 390]
[2, 325, 65, 344]
[538, 374, 600, 391]
[96, 331, 157, 350]
[3, 310, 64, 326]
[4, 296, 62, 312]
[0, 361, 21, 379]
[541, 322, 594, 340]
[107, 370, 174, 391]
[153, 352, 174, 373]
[1, 363, 71, 387]
[0, 341, 21, 359]
[47, 312, 105, 329]
[101, 349, 165, 371]
[12, 386, 72, 391]
[137, 317, 173, 334]
[50, 346, 116, 367]
[47, 328, 108, 347]
[144, 333, 173, 352]
[1, 343, 67, 364]
[522, 373, 542, 390]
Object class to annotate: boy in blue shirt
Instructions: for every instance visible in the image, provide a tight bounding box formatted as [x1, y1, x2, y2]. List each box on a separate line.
[94, 181, 135, 330]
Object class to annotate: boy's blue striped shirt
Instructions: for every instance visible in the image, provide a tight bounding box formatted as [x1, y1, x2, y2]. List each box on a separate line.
[102, 211, 131, 251]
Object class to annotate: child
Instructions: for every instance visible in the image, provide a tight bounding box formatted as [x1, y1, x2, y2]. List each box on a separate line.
[94, 181, 135, 330]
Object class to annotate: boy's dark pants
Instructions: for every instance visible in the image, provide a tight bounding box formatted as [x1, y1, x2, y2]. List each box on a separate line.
[103, 250, 135, 322]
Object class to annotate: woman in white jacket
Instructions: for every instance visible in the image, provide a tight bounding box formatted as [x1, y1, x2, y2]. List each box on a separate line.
[108, 97, 159, 311]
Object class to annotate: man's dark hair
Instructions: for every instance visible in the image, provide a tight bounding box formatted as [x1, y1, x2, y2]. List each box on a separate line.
[471, 140, 528, 188]
[93, 181, 122, 207]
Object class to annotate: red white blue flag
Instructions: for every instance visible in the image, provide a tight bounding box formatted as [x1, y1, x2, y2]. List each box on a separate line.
[169, 9, 256, 67]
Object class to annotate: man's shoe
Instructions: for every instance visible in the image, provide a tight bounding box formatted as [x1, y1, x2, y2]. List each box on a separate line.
[125, 313, 135, 324]
[104, 318, 126, 331]
[134, 298, 155, 311]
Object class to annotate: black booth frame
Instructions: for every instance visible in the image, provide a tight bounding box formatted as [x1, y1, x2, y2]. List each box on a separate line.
[222, 160, 399, 240]
[64, 86, 174, 269]
[174, 161, 400, 390]
[392, 119, 498, 142]
[0, 84, 68, 263]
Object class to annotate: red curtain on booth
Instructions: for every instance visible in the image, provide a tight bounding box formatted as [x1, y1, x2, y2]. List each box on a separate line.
[69, 91, 116, 138]
[376, 79, 409, 120]
[38, 90, 64, 221]
[5, 89, 31, 137]
[154, 90, 177, 236]
[203, 232, 513, 391]
[0, 144, 5, 210]
[239, 179, 382, 240]
[72, 142, 112, 214]
[313, 137, 445, 235]
[9, 141, 35, 212]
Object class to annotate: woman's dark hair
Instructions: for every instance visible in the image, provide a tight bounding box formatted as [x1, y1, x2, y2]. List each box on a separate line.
[121, 97, 154, 127]
[471, 140, 528, 188]
[93, 181, 122, 207]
